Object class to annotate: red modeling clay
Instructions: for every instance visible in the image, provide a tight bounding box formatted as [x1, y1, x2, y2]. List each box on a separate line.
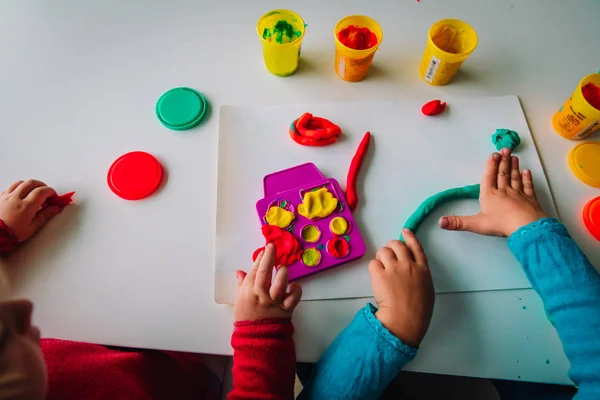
[582, 82, 600, 111]
[421, 100, 447, 116]
[346, 132, 371, 212]
[289, 113, 342, 146]
[43, 192, 75, 208]
[252, 225, 302, 267]
[337, 25, 378, 50]
[327, 237, 350, 258]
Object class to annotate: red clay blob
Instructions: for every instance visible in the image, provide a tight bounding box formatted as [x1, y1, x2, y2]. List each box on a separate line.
[252, 225, 302, 267]
[346, 132, 371, 211]
[337, 25, 378, 50]
[289, 112, 342, 146]
[44, 192, 75, 208]
[327, 237, 350, 258]
[582, 82, 600, 111]
[422, 100, 447, 116]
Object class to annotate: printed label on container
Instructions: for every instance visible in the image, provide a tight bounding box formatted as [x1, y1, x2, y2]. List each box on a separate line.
[572, 120, 600, 140]
[424, 56, 441, 83]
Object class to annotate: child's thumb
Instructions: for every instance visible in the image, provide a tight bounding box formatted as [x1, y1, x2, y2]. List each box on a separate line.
[31, 206, 62, 232]
[439, 214, 481, 233]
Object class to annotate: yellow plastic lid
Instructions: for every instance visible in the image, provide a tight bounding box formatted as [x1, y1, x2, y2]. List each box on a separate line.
[568, 142, 600, 188]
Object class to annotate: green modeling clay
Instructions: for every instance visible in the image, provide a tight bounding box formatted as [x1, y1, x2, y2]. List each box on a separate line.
[492, 129, 521, 151]
[400, 184, 481, 241]
[262, 20, 301, 44]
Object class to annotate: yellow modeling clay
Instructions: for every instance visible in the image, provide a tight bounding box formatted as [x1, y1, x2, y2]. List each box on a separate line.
[431, 24, 470, 54]
[301, 248, 321, 267]
[330, 216, 348, 235]
[265, 206, 295, 228]
[301, 225, 321, 242]
[298, 188, 338, 219]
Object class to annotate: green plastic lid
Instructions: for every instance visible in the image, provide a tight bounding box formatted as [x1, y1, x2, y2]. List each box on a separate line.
[156, 87, 206, 130]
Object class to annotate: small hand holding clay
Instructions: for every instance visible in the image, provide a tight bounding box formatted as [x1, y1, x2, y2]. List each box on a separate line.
[440, 148, 548, 237]
[234, 244, 303, 321]
[369, 230, 435, 348]
[0, 180, 63, 242]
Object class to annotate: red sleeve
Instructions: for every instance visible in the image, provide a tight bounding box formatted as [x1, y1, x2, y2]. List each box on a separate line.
[0, 220, 18, 256]
[228, 318, 296, 400]
[42, 339, 222, 400]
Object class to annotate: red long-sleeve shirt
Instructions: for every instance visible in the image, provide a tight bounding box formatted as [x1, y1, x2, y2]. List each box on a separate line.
[2, 219, 297, 399]
[229, 318, 297, 400]
[42, 340, 222, 400]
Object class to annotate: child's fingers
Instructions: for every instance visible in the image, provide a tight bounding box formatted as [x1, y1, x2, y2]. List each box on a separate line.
[282, 282, 302, 312]
[254, 244, 276, 295]
[29, 206, 62, 237]
[368, 259, 384, 276]
[269, 266, 289, 302]
[26, 186, 58, 210]
[235, 270, 247, 287]
[481, 153, 500, 191]
[497, 148, 512, 189]
[385, 240, 413, 263]
[5, 180, 24, 194]
[510, 156, 522, 191]
[375, 246, 397, 266]
[14, 179, 47, 199]
[522, 169, 536, 198]
[402, 229, 428, 265]
[245, 249, 265, 285]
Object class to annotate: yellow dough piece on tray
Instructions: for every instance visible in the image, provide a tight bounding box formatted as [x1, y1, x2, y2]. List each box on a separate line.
[298, 188, 338, 220]
[330, 216, 349, 235]
[265, 206, 295, 228]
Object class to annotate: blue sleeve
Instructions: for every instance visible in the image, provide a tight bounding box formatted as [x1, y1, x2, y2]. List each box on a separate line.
[298, 303, 417, 400]
[509, 218, 600, 399]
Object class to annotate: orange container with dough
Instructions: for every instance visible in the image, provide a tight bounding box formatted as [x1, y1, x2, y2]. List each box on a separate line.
[333, 15, 383, 82]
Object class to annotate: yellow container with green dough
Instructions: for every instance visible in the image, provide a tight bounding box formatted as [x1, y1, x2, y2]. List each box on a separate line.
[419, 19, 478, 86]
[257, 10, 306, 77]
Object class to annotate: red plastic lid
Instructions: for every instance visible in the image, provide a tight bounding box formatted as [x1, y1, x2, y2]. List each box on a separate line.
[107, 151, 163, 200]
[583, 196, 600, 241]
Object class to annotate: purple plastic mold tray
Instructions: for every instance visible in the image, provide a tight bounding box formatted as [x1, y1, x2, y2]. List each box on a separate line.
[255, 162, 367, 281]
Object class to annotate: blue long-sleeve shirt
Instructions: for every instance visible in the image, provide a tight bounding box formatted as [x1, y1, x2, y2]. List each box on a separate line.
[299, 218, 600, 399]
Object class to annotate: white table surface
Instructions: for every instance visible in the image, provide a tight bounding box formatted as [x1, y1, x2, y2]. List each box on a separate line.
[1, 0, 599, 385]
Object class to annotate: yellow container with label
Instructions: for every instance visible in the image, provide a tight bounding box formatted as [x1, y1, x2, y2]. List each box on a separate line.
[419, 19, 478, 86]
[334, 15, 383, 82]
[257, 10, 305, 77]
[552, 73, 600, 140]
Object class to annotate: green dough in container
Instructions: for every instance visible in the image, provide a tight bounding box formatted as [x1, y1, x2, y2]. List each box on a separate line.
[492, 129, 521, 151]
[400, 184, 481, 241]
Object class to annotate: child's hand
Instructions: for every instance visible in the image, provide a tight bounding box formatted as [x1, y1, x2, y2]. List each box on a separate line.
[0, 180, 62, 241]
[440, 148, 548, 237]
[369, 230, 434, 348]
[234, 244, 303, 321]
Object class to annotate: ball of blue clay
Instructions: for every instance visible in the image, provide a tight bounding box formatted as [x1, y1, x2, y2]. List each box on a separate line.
[492, 129, 521, 151]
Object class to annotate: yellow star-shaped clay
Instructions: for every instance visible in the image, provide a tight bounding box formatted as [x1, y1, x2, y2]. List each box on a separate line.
[265, 206, 295, 228]
[298, 188, 338, 219]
